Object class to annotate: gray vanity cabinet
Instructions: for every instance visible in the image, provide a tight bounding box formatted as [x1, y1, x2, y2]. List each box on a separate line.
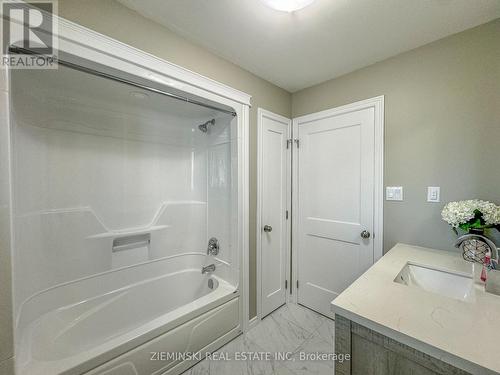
[334, 315, 471, 375]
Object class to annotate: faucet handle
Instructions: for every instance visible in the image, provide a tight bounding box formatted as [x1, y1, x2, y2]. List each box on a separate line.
[207, 237, 220, 256]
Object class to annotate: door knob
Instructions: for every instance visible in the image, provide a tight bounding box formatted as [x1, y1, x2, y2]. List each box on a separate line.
[264, 225, 273, 233]
[361, 230, 371, 239]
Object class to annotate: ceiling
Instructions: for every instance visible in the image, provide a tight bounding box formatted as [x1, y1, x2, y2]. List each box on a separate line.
[119, 0, 500, 92]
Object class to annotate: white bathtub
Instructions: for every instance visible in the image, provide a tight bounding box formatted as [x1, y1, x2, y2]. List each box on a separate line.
[15, 255, 240, 375]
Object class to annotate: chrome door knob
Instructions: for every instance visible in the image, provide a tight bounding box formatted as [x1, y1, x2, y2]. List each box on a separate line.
[360, 230, 371, 239]
[264, 225, 273, 233]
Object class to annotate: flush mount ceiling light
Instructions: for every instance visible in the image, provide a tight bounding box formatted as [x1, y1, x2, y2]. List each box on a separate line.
[259, 0, 316, 12]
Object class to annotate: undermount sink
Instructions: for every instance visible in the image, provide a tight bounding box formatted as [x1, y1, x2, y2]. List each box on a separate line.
[394, 263, 474, 301]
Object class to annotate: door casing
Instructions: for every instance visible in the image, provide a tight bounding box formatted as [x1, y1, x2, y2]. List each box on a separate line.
[291, 96, 384, 305]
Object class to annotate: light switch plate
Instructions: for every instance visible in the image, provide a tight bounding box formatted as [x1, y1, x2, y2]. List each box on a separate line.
[386, 186, 403, 201]
[427, 186, 440, 202]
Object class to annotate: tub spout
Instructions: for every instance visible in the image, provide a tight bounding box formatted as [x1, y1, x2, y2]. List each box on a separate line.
[202, 264, 216, 274]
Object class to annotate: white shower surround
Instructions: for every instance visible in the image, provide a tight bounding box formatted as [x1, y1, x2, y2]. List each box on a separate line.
[3, 9, 250, 375]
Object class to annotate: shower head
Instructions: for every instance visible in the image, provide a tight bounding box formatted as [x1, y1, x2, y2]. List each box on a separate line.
[198, 119, 215, 133]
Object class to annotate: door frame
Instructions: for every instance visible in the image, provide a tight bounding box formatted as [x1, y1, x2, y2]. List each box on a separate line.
[255, 108, 292, 323]
[291, 96, 385, 303]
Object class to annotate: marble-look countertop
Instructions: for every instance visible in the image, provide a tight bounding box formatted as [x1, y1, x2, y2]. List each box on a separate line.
[331, 243, 500, 375]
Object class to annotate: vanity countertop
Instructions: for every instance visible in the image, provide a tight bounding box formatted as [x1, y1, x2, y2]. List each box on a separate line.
[331, 243, 500, 375]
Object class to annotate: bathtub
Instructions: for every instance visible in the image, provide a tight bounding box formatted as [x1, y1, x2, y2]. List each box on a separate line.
[15, 254, 240, 375]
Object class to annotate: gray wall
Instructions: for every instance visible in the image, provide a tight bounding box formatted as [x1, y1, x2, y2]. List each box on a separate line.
[58, 0, 292, 319]
[292, 19, 500, 252]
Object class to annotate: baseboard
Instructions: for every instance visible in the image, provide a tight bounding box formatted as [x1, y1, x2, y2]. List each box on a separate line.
[248, 316, 260, 330]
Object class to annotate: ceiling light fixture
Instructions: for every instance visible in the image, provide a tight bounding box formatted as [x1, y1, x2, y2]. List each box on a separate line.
[259, 0, 316, 12]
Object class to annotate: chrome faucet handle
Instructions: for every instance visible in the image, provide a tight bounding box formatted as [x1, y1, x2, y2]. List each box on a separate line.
[207, 237, 219, 256]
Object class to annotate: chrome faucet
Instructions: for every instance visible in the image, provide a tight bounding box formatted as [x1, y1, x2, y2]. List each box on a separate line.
[455, 233, 499, 265]
[202, 264, 216, 274]
[207, 237, 220, 256]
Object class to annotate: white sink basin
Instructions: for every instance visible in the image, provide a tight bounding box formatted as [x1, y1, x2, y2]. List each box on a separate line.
[394, 263, 474, 301]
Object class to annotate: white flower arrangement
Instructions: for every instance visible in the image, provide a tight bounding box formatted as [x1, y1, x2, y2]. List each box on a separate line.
[441, 199, 500, 232]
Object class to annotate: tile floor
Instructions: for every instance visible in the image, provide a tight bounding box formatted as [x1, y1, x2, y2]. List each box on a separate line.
[184, 303, 335, 375]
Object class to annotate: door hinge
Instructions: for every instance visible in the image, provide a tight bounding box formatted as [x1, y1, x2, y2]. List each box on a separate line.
[285, 280, 288, 289]
[286, 210, 289, 220]
[296, 280, 299, 289]
[294, 139, 300, 148]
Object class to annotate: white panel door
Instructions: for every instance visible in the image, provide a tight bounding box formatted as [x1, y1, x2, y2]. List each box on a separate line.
[295, 107, 375, 318]
[258, 110, 290, 318]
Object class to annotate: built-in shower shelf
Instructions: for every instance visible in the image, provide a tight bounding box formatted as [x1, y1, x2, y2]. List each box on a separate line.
[86, 225, 170, 240]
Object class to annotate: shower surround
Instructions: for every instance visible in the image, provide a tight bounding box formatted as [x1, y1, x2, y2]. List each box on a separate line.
[1, 12, 250, 375]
